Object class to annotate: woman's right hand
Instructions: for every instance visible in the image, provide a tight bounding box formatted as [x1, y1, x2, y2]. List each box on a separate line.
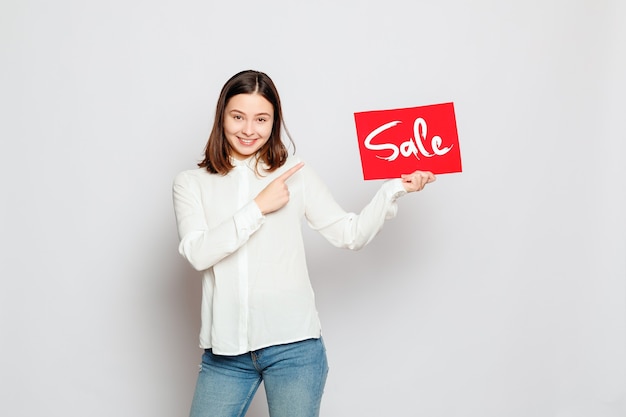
[254, 162, 304, 215]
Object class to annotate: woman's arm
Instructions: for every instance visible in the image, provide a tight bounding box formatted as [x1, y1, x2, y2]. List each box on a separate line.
[173, 164, 306, 271]
[303, 165, 435, 250]
[172, 171, 264, 271]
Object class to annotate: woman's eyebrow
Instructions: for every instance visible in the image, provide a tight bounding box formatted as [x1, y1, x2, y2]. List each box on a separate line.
[228, 109, 272, 117]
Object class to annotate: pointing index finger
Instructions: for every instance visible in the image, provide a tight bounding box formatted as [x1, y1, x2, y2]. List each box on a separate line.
[278, 162, 305, 182]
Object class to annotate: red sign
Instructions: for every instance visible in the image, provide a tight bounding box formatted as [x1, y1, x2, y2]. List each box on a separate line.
[354, 102, 462, 180]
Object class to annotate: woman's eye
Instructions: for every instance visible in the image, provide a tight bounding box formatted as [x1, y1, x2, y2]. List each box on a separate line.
[234, 115, 243, 120]
[257, 118, 267, 122]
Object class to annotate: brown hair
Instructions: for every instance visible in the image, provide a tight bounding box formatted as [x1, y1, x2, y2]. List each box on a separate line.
[198, 70, 295, 174]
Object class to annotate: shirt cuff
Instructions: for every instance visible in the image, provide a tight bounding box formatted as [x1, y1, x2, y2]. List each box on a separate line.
[386, 178, 408, 201]
[233, 200, 265, 237]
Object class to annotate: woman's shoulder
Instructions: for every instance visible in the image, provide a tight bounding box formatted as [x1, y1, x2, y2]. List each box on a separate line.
[284, 154, 305, 167]
[281, 155, 317, 178]
[173, 167, 217, 186]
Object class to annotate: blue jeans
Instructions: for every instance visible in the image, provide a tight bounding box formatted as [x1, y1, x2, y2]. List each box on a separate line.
[189, 337, 329, 417]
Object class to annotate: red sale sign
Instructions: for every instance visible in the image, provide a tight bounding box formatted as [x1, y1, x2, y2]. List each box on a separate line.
[354, 102, 462, 180]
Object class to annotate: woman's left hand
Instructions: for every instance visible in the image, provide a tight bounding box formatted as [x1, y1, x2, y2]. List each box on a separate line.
[401, 170, 436, 192]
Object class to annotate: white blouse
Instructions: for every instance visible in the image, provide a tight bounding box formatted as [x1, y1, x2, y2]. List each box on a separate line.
[173, 155, 407, 355]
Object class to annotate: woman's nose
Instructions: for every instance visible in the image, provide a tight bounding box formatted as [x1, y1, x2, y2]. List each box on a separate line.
[242, 120, 254, 135]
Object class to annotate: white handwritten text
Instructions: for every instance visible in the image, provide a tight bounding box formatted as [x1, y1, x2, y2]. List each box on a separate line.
[363, 118, 453, 161]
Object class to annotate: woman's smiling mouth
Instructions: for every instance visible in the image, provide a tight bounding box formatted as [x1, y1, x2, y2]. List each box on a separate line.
[238, 137, 257, 145]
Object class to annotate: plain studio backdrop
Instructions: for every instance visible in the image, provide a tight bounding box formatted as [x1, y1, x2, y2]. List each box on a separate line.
[1, 0, 624, 416]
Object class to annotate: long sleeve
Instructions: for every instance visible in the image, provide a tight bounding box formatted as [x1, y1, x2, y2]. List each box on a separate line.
[172, 170, 264, 271]
[302, 165, 407, 250]
[172, 158, 406, 355]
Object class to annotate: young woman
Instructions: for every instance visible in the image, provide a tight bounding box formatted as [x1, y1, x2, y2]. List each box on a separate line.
[173, 70, 435, 417]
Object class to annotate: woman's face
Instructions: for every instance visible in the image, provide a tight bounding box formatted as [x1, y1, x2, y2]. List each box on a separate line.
[223, 93, 274, 160]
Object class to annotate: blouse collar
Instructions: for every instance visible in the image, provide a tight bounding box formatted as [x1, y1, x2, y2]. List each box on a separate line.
[231, 155, 270, 173]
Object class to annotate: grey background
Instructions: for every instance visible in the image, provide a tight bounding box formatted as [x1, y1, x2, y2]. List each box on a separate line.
[1, 0, 624, 416]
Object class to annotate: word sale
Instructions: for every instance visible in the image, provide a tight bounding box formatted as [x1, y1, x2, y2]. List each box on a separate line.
[363, 117, 453, 161]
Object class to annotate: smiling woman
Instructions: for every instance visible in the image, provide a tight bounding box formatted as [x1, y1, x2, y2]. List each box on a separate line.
[223, 93, 274, 160]
[197, 70, 293, 176]
[172, 69, 436, 417]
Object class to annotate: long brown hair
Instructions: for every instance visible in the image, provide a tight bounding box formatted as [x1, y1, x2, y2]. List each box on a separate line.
[198, 70, 295, 174]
